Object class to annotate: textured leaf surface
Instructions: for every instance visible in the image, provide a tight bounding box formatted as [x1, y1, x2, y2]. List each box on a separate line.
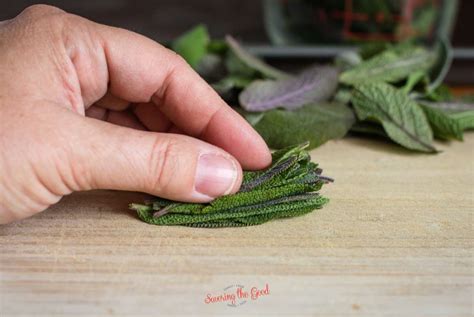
[225, 35, 288, 80]
[450, 111, 474, 131]
[420, 104, 463, 140]
[352, 83, 436, 152]
[130, 143, 331, 227]
[239, 66, 339, 112]
[171, 25, 210, 68]
[333, 88, 352, 104]
[246, 102, 355, 149]
[421, 101, 474, 113]
[340, 47, 435, 85]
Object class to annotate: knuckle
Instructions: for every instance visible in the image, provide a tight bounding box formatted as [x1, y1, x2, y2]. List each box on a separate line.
[15, 4, 72, 35]
[18, 4, 67, 24]
[20, 4, 66, 17]
[171, 53, 188, 69]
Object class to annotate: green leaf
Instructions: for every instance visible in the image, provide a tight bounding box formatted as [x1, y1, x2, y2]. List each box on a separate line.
[352, 83, 436, 152]
[171, 24, 210, 68]
[207, 39, 228, 55]
[225, 50, 258, 79]
[335, 51, 362, 71]
[333, 88, 352, 104]
[340, 46, 435, 85]
[419, 104, 463, 141]
[450, 110, 474, 131]
[350, 121, 388, 138]
[421, 101, 474, 114]
[243, 102, 355, 150]
[239, 66, 339, 112]
[402, 71, 427, 94]
[427, 37, 453, 93]
[212, 75, 253, 96]
[195, 53, 225, 82]
[420, 101, 474, 130]
[225, 35, 289, 80]
[425, 84, 453, 102]
[131, 144, 332, 227]
[359, 42, 391, 60]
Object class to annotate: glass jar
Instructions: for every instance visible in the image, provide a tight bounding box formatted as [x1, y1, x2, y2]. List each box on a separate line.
[263, 0, 458, 45]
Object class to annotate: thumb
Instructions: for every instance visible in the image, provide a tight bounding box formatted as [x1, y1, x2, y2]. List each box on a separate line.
[74, 117, 243, 202]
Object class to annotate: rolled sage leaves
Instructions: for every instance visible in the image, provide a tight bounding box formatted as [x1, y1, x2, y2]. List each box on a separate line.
[130, 143, 332, 228]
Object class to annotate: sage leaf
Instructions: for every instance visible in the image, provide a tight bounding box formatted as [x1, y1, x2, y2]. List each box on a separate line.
[402, 71, 427, 94]
[171, 24, 210, 68]
[333, 88, 353, 104]
[352, 83, 436, 152]
[130, 143, 331, 227]
[420, 101, 474, 133]
[450, 110, 474, 131]
[246, 102, 355, 149]
[225, 50, 259, 79]
[239, 66, 339, 112]
[340, 46, 435, 85]
[359, 42, 392, 60]
[419, 104, 463, 140]
[335, 51, 362, 70]
[425, 84, 453, 102]
[195, 53, 226, 82]
[225, 35, 289, 80]
[350, 121, 388, 138]
[212, 75, 252, 96]
[207, 39, 228, 55]
[421, 101, 474, 113]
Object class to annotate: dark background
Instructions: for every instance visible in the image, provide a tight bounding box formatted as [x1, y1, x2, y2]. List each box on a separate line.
[1, 0, 473, 83]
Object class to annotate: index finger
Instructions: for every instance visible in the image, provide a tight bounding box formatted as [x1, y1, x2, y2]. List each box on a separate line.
[73, 17, 271, 170]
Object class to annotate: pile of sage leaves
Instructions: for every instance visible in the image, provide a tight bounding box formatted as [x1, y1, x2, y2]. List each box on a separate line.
[170, 25, 474, 152]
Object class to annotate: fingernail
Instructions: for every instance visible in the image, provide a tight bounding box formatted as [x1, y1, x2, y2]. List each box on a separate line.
[195, 153, 238, 198]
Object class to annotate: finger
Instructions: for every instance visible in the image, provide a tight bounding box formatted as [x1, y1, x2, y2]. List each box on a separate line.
[68, 17, 271, 170]
[94, 91, 130, 111]
[106, 110, 147, 130]
[168, 125, 184, 134]
[85, 105, 107, 120]
[71, 115, 243, 202]
[133, 102, 171, 132]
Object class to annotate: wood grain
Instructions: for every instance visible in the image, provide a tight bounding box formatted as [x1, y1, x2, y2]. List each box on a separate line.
[1, 135, 473, 316]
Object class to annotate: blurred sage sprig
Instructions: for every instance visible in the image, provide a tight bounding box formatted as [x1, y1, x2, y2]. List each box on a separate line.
[170, 25, 474, 152]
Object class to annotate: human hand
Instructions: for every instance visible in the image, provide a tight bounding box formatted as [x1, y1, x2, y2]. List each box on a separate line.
[0, 5, 271, 224]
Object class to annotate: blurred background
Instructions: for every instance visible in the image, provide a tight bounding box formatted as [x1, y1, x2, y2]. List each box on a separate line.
[1, 0, 473, 84]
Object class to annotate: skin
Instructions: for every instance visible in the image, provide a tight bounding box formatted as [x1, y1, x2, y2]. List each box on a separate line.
[0, 5, 272, 224]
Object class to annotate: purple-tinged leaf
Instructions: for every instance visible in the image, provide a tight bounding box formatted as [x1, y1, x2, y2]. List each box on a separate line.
[239, 66, 339, 112]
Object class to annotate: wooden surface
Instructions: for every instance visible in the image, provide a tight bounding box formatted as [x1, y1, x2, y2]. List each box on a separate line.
[1, 135, 473, 316]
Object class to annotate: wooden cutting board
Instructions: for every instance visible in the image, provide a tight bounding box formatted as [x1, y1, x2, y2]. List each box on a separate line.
[1, 135, 472, 316]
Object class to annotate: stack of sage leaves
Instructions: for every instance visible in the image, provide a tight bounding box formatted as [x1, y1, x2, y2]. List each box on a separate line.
[131, 142, 332, 227]
[170, 25, 474, 152]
